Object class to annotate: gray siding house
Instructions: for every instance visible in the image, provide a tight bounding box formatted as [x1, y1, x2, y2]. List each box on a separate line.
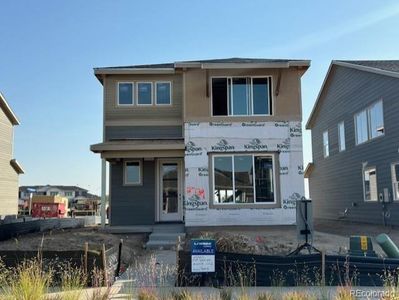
[91, 58, 310, 228]
[306, 60, 399, 225]
[0, 92, 23, 216]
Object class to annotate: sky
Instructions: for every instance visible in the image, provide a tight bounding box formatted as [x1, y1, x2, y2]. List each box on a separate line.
[1, 0, 399, 195]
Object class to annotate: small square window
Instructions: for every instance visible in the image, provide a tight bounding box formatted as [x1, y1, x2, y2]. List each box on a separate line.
[124, 161, 142, 185]
[118, 83, 134, 105]
[137, 82, 152, 105]
[156, 82, 171, 105]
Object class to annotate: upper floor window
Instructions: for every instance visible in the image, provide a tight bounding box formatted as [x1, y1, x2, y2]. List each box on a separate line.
[64, 191, 73, 197]
[156, 82, 172, 105]
[212, 77, 272, 116]
[50, 191, 59, 196]
[118, 82, 134, 105]
[338, 121, 346, 152]
[323, 130, 329, 158]
[355, 100, 384, 145]
[137, 82, 153, 105]
[117, 81, 172, 106]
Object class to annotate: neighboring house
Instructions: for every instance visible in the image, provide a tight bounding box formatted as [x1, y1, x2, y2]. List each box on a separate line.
[0, 92, 24, 216]
[19, 185, 90, 202]
[305, 60, 399, 225]
[91, 58, 310, 228]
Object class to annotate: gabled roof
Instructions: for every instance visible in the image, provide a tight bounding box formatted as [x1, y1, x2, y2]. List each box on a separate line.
[0, 92, 20, 125]
[94, 57, 310, 82]
[306, 60, 399, 129]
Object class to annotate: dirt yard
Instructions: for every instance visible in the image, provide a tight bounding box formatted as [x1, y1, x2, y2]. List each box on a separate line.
[186, 220, 399, 256]
[0, 219, 397, 261]
[0, 227, 148, 266]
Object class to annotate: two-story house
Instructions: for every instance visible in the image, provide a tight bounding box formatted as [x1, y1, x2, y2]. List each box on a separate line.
[0, 92, 23, 216]
[91, 58, 310, 228]
[19, 185, 90, 202]
[305, 60, 399, 226]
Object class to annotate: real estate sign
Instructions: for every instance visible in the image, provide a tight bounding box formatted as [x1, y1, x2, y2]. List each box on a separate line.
[191, 239, 216, 273]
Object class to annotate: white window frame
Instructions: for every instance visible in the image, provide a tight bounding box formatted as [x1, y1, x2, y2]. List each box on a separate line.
[338, 121, 346, 152]
[155, 81, 172, 106]
[212, 153, 277, 205]
[124, 160, 142, 186]
[117, 82, 135, 106]
[392, 162, 399, 201]
[136, 82, 153, 106]
[64, 191, 73, 197]
[323, 130, 329, 158]
[363, 166, 378, 202]
[210, 76, 273, 117]
[354, 100, 384, 145]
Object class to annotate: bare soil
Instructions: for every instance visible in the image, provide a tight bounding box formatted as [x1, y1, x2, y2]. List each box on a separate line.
[0, 227, 148, 265]
[186, 220, 399, 256]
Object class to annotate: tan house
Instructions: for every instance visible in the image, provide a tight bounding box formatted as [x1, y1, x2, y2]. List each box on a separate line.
[91, 58, 310, 228]
[0, 92, 23, 216]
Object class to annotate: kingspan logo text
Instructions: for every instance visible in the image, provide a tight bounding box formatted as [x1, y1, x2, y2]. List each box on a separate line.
[185, 141, 202, 155]
[244, 138, 268, 150]
[211, 139, 235, 151]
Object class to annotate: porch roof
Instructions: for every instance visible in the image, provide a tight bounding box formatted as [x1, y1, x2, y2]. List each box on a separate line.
[90, 139, 185, 153]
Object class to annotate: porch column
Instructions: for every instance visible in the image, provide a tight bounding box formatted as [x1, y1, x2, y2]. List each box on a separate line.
[101, 158, 107, 228]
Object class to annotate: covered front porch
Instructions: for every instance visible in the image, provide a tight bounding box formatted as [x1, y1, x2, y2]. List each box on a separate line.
[90, 139, 185, 227]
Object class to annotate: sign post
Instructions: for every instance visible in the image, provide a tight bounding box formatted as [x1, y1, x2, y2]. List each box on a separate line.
[191, 239, 216, 273]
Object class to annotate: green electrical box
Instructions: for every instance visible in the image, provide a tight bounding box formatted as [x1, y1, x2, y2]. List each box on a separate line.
[349, 236, 377, 257]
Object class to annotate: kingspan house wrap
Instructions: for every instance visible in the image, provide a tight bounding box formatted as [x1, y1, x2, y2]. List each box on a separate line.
[90, 58, 310, 228]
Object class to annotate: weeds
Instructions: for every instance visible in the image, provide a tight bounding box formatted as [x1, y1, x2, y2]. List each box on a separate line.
[2, 258, 52, 300]
[138, 288, 158, 300]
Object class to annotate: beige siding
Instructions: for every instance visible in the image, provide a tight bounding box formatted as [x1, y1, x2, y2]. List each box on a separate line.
[0, 107, 18, 216]
[184, 68, 302, 122]
[104, 73, 183, 126]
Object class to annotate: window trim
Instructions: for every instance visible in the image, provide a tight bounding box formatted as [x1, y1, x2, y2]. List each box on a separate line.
[64, 191, 73, 197]
[136, 82, 153, 106]
[323, 130, 329, 158]
[354, 100, 384, 146]
[338, 121, 346, 152]
[209, 152, 280, 209]
[117, 82, 135, 106]
[363, 166, 378, 202]
[210, 75, 273, 117]
[392, 162, 399, 201]
[123, 160, 143, 186]
[155, 81, 173, 106]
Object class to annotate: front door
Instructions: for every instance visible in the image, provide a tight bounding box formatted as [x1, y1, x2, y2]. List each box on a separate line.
[158, 159, 183, 222]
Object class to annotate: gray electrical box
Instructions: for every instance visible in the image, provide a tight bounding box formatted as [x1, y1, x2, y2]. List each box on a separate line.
[296, 198, 314, 244]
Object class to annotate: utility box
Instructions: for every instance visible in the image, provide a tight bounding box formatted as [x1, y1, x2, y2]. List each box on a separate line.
[349, 236, 377, 257]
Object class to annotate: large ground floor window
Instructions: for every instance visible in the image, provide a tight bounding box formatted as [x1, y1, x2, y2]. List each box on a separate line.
[212, 153, 276, 205]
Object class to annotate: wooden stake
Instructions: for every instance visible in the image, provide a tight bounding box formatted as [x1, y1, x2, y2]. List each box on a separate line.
[321, 250, 326, 286]
[84, 242, 88, 275]
[102, 243, 108, 285]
